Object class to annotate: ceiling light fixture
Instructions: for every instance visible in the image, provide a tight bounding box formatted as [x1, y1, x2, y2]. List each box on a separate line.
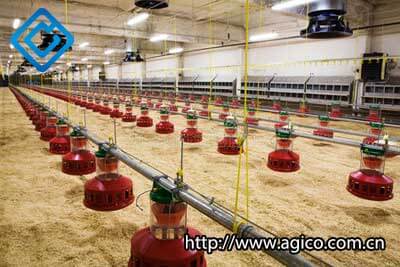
[150, 34, 168, 42]
[127, 12, 149, 26]
[103, 61, 110, 65]
[87, 65, 92, 68]
[79, 42, 89, 48]
[82, 57, 88, 62]
[10, 44, 14, 49]
[104, 49, 114, 55]
[13, 18, 21, 29]
[169, 47, 184, 54]
[9, 54, 13, 58]
[272, 0, 318, 11]
[249, 32, 279, 42]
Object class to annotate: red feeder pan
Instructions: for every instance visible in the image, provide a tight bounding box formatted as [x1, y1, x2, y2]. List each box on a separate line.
[100, 102, 112, 115]
[181, 128, 202, 143]
[218, 138, 241, 155]
[155, 107, 174, 134]
[199, 104, 210, 117]
[84, 174, 134, 211]
[347, 144, 393, 201]
[245, 115, 259, 126]
[128, 227, 206, 267]
[313, 128, 334, 138]
[272, 102, 282, 111]
[34, 111, 49, 131]
[214, 96, 223, 106]
[156, 121, 174, 134]
[155, 100, 163, 110]
[367, 107, 381, 122]
[92, 100, 102, 112]
[84, 149, 134, 211]
[267, 150, 300, 172]
[147, 99, 154, 108]
[347, 170, 393, 201]
[40, 116, 57, 141]
[329, 105, 342, 118]
[230, 98, 240, 109]
[122, 114, 137, 122]
[298, 106, 309, 114]
[313, 116, 334, 138]
[49, 121, 71, 155]
[181, 111, 202, 143]
[137, 104, 153, 127]
[181, 102, 191, 113]
[219, 104, 230, 120]
[137, 117, 153, 127]
[267, 129, 300, 172]
[110, 106, 123, 118]
[62, 134, 96, 175]
[122, 104, 137, 122]
[218, 117, 241, 155]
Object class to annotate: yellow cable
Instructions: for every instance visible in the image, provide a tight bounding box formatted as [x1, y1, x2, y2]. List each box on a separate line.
[243, 0, 250, 221]
[233, 0, 251, 231]
[65, 0, 71, 118]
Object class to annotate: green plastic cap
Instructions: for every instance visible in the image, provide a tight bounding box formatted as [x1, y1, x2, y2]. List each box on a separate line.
[187, 111, 197, 120]
[276, 128, 291, 138]
[56, 118, 67, 125]
[140, 103, 148, 110]
[70, 129, 84, 137]
[361, 144, 385, 156]
[95, 147, 107, 158]
[319, 115, 330, 122]
[280, 111, 289, 116]
[370, 122, 384, 129]
[369, 104, 380, 110]
[150, 183, 180, 204]
[160, 106, 169, 114]
[224, 117, 237, 128]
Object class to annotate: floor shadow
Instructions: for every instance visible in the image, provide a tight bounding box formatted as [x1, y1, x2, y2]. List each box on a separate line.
[339, 205, 395, 226]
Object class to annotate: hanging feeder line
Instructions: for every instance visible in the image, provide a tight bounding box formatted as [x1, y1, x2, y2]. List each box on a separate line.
[29, 85, 400, 143]
[32, 84, 400, 128]
[21, 85, 400, 155]
[12, 85, 316, 267]
[88, 91, 400, 128]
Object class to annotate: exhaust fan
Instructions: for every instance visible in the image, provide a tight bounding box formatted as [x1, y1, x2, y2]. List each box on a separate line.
[300, 0, 352, 39]
[21, 57, 33, 67]
[123, 50, 144, 62]
[38, 31, 73, 52]
[135, 0, 168, 9]
[17, 66, 27, 73]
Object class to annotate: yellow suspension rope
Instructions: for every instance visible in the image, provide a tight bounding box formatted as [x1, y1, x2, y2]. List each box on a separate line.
[233, 0, 251, 233]
[65, 0, 71, 118]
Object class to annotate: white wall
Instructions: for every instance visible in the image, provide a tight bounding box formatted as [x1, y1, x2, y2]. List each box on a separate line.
[371, 33, 400, 76]
[121, 62, 142, 79]
[91, 33, 398, 82]
[92, 66, 102, 81]
[183, 47, 242, 79]
[248, 36, 369, 77]
[105, 65, 119, 79]
[146, 57, 178, 78]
